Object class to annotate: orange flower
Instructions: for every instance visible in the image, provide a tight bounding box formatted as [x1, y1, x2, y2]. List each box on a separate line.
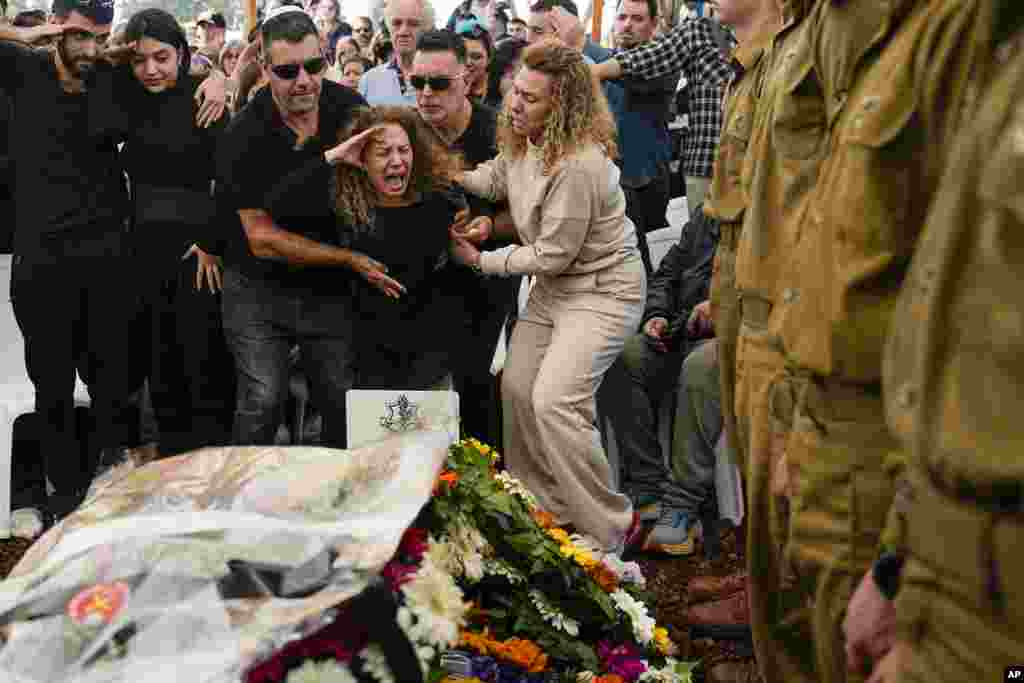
[595, 675, 626, 683]
[433, 470, 459, 495]
[531, 509, 557, 529]
[588, 563, 620, 593]
[459, 631, 548, 672]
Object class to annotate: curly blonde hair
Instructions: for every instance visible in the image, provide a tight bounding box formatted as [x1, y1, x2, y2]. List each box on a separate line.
[496, 40, 619, 174]
[332, 106, 463, 231]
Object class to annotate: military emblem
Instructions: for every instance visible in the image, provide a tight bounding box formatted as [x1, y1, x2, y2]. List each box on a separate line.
[379, 394, 423, 433]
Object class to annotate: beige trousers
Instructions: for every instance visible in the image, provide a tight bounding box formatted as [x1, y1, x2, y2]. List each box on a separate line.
[502, 257, 646, 550]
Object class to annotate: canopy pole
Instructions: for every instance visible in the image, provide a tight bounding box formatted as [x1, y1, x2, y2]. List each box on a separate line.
[246, 0, 258, 35]
[591, 0, 603, 42]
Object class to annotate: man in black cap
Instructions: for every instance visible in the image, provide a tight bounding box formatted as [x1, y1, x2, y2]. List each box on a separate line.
[0, 0, 141, 521]
[193, 9, 227, 74]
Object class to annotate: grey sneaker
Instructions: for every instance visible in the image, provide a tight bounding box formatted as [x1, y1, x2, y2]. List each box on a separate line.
[643, 507, 698, 556]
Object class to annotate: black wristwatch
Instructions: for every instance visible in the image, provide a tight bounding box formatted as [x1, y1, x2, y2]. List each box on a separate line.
[872, 552, 905, 600]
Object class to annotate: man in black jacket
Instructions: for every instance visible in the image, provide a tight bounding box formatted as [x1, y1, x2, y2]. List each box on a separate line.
[598, 207, 720, 555]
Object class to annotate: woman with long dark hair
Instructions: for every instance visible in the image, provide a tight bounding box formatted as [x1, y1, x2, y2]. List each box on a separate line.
[90, 8, 236, 464]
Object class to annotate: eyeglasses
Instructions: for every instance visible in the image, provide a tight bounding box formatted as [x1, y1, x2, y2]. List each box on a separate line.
[410, 74, 454, 91]
[267, 56, 327, 79]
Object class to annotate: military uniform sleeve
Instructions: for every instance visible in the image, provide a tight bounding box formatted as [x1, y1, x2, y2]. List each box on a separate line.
[478, 166, 592, 276]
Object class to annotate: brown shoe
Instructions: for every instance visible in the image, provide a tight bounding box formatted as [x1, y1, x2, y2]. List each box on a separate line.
[687, 572, 747, 604]
[687, 588, 750, 627]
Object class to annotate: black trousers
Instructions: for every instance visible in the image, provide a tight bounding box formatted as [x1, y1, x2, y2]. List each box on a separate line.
[623, 162, 672, 277]
[141, 256, 235, 458]
[11, 228, 142, 496]
[451, 271, 519, 446]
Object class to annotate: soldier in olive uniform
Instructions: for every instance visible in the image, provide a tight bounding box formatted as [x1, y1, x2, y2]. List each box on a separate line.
[842, 6, 1024, 683]
[770, 0, 999, 682]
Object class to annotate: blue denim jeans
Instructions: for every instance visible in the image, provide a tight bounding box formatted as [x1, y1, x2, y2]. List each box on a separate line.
[221, 268, 356, 449]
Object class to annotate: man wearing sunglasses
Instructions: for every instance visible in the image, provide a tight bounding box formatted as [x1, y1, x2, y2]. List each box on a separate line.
[217, 6, 397, 452]
[0, 0, 144, 523]
[412, 29, 514, 449]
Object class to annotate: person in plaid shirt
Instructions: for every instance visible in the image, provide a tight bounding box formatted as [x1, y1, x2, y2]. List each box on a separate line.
[677, 64, 729, 208]
[554, 8, 733, 209]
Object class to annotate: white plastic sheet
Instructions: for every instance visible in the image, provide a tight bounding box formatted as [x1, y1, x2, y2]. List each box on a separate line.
[0, 431, 452, 683]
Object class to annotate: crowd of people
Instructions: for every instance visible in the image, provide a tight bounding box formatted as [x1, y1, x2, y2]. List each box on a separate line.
[1, 0, 1022, 681]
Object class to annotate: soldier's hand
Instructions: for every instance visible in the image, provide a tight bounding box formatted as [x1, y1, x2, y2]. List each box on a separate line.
[866, 640, 911, 683]
[688, 300, 714, 337]
[844, 569, 897, 677]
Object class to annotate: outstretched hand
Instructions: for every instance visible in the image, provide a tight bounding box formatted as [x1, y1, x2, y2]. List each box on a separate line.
[350, 251, 407, 299]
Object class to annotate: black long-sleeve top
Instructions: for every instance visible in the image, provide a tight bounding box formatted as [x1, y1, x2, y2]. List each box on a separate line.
[266, 155, 471, 353]
[90, 64, 227, 265]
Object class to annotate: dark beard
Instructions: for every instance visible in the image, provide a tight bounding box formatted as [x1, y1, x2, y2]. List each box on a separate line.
[57, 36, 95, 79]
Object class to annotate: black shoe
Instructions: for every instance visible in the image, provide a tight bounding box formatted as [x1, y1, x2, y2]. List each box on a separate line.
[93, 447, 134, 482]
[46, 487, 87, 526]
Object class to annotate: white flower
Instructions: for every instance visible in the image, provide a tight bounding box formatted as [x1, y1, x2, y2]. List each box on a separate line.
[484, 558, 526, 584]
[577, 672, 598, 682]
[638, 658, 697, 683]
[360, 644, 397, 683]
[447, 517, 491, 583]
[529, 589, 580, 637]
[285, 659, 358, 683]
[425, 536, 460, 576]
[611, 589, 656, 644]
[494, 471, 539, 508]
[399, 561, 469, 648]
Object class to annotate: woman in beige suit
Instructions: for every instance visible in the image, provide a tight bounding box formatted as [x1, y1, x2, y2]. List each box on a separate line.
[450, 40, 646, 554]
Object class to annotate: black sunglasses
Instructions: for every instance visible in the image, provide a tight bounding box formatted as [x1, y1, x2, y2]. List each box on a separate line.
[268, 56, 328, 79]
[410, 75, 454, 91]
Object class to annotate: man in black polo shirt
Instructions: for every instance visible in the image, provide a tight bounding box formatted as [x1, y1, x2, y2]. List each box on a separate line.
[218, 6, 395, 450]
[411, 29, 517, 446]
[0, 0, 140, 518]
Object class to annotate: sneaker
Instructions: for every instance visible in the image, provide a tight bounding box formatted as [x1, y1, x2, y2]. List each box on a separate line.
[643, 507, 698, 556]
[11, 507, 46, 540]
[634, 496, 662, 523]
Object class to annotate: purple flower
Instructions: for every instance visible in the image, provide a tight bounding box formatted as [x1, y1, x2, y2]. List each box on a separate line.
[597, 640, 647, 682]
